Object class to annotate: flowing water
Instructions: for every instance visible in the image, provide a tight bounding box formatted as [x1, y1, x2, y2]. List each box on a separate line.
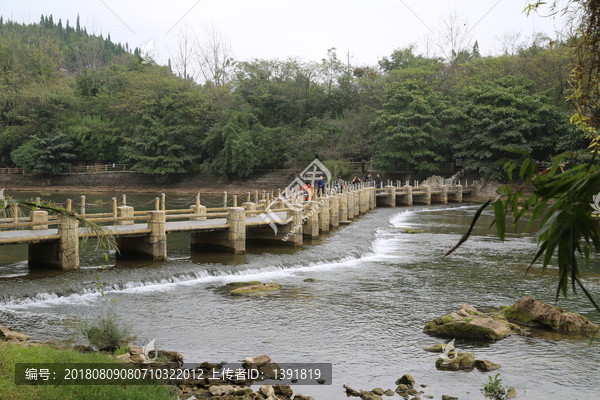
[1, 192, 599, 399]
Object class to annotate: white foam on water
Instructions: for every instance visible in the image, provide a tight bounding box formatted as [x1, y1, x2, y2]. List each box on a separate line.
[2, 207, 456, 310]
[0, 253, 379, 307]
[1, 291, 102, 309]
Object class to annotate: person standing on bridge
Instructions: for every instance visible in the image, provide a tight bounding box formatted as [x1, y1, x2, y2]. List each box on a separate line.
[352, 176, 361, 189]
[336, 177, 345, 193]
[316, 175, 326, 197]
[302, 181, 314, 201]
[375, 174, 382, 193]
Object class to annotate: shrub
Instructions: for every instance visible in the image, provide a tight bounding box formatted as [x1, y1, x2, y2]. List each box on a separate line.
[79, 311, 133, 352]
[481, 373, 510, 400]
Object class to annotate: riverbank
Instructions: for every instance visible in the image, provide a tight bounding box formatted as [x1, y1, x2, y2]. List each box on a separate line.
[0, 170, 498, 200]
[0, 170, 296, 195]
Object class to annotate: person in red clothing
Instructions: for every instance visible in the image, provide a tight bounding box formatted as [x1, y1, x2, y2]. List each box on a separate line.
[301, 181, 314, 201]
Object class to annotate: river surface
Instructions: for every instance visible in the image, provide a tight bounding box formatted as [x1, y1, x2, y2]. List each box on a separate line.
[1, 192, 599, 399]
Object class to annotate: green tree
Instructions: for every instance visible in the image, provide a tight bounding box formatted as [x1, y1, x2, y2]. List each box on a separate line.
[120, 89, 209, 174]
[203, 112, 288, 179]
[11, 131, 76, 174]
[371, 81, 448, 173]
[448, 76, 572, 179]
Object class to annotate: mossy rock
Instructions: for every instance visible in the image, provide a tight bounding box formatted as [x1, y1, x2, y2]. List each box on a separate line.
[395, 227, 425, 234]
[425, 321, 506, 339]
[226, 281, 262, 287]
[501, 304, 543, 327]
[435, 351, 475, 371]
[424, 319, 511, 340]
[303, 278, 317, 282]
[424, 305, 513, 340]
[441, 315, 454, 324]
[423, 343, 446, 353]
[229, 283, 282, 295]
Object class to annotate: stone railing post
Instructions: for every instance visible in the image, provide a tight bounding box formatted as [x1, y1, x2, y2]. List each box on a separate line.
[117, 206, 134, 225]
[190, 204, 207, 221]
[30, 210, 49, 230]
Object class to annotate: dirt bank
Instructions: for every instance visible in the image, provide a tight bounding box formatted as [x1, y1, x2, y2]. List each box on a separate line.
[0, 171, 292, 195]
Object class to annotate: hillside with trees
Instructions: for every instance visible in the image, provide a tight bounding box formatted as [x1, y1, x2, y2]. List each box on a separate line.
[0, 15, 587, 180]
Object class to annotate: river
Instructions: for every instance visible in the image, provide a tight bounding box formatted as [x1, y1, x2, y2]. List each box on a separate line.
[1, 192, 599, 399]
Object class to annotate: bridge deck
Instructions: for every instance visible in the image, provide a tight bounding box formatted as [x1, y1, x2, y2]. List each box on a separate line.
[0, 212, 288, 245]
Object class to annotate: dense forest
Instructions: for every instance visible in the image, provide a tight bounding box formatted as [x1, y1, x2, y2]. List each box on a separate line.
[0, 15, 587, 180]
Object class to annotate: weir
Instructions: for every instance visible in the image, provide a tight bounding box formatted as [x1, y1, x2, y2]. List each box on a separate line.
[0, 182, 474, 270]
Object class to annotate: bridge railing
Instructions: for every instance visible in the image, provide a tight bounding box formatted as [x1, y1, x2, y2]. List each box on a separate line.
[0, 191, 301, 232]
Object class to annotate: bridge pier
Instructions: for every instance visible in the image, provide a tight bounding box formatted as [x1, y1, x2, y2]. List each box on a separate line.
[359, 189, 369, 214]
[431, 185, 448, 204]
[448, 185, 463, 202]
[347, 191, 355, 219]
[247, 209, 303, 246]
[191, 207, 246, 253]
[29, 215, 79, 270]
[117, 211, 167, 260]
[329, 195, 339, 227]
[303, 201, 320, 238]
[387, 186, 397, 206]
[399, 185, 413, 206]
[319, 197, 330, 232]
[369, 188, 376, 210]
[339, 193, 349, 223]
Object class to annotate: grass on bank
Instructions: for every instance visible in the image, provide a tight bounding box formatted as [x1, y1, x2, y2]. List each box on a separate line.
[0, 341, 176, 400]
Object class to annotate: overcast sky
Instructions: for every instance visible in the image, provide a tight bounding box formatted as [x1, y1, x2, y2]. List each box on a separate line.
[3, 0, 566, 66]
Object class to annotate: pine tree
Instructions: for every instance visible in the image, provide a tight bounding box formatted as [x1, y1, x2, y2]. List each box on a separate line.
[472, 41, 481, 58]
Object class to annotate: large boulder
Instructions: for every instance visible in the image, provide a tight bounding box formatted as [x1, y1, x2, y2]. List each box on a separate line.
[424, 304, 512, 339]
[502, 297, 598, 332]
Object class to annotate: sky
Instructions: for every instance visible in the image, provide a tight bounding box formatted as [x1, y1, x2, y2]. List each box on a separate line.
[2, 0, 567, 67]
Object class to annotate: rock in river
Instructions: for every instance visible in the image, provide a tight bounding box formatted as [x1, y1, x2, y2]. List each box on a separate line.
[424, 304, 512, 340]
[502, 296, 598, 332]
[222, 281, 282, 295]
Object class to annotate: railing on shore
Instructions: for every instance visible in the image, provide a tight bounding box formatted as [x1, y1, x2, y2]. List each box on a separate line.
[67, 164, 130, 174]
[0, 167, 24, 175]
[0, 164, 132, 175]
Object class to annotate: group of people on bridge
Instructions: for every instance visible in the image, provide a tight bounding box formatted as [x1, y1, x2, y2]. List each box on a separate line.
[301, 173, 383, 200]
